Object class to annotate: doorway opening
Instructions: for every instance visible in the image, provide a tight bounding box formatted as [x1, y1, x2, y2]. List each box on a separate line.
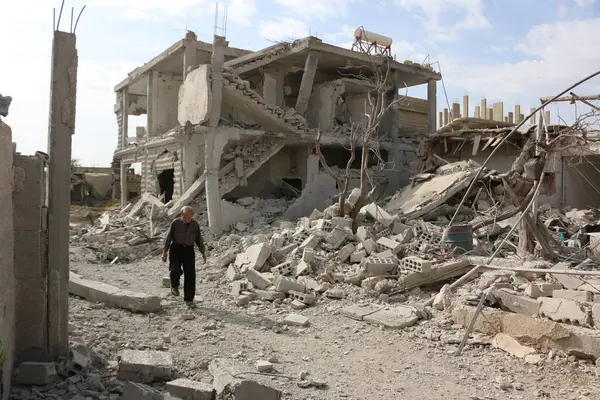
[158, 169, 175, 202]
[282, 177, 302, 191]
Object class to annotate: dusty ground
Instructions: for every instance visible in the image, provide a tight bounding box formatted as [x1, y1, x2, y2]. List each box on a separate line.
[64, 252, 600, 400]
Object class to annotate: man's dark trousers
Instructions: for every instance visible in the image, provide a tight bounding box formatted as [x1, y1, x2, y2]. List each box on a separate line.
[169, 244, 196, 301]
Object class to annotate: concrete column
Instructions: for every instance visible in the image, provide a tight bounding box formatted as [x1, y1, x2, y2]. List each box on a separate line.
[474, 106, 481, 118]
[481, 98, 487, 118]
[295, 50, 320, 115]
[182, 133, 202, 191]
[183, 31, 198, 80]
[262, 68, 285, 107]
[47, 31, 77, 359]
[514, 105, 521, 123]
[438, 112, 442, 129]
[443, 108, 448, 125]
[205, 36, 227, 232]
[451, 103, 460, 121]
[427, 80, 437, 132]
[493, 102, 503, 122]
[462, 95, 469, 118]
[306, 153, 319, 185]
[0, 120, 15, 400]
[120, 161, 128, 205]
[146, 72, 155, 138]
[121, 88, 129, 148]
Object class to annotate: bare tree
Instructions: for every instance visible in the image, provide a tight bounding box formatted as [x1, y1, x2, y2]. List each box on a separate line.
[315, 58, 405, 231]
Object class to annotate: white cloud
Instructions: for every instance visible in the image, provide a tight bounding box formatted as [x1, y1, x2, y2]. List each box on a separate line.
[276, 0, 358, 20]
[575, 0, 595, 6]
[394, 0, 490, 41]
[226, 0, 257, 26]
[258, 17, 309, 41]
[438, 19, 600, 107]
[90, 0, 209, 20]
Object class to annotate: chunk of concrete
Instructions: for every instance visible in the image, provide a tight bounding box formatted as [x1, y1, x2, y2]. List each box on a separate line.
[539, 297, 592, 325]
[337, 243, 355, 263]
[245, 268, 272, 290]
[235, 243, 272, 272]
[209, 358, 282, 400]
[362, 257, 397, 277]
[492, 333, 536, 358]
[524, 282, 562, 299]
[255, 289, 286, 301]
[593, 304, 600, 328]
[274, 276, 305, 293]
[178, 64, 211, 125]
[121, 381, 164, 400]
[166, 378, 215, 400]
[283, 313, 309, 327]
[363, 203, 394, 227]
[493, 288, 540, 317]
[255, 360, 274, 372]
[553, 289, 593, 303]
[16, 362, 57, 385]
[338, 304, 382, 321]
[117, 350, 173, 383]
[69, 273, 161, 313]
[452, 305, 600, 359]
[550, 262, 584, 290]
[363, 306, 419, 329]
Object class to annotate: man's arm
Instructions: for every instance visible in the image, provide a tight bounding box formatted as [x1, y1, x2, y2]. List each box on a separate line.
[195, 223, 206, 254]
[163, 220, 176, 252]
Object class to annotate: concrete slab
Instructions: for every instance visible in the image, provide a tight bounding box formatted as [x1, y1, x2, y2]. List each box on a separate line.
[121, 381, 164, 400]
[209, 358, 282, 400]
[283, 313, 310, 327]
[117, 350, 173, 383]
[539, 297, 592, 326]
[492, 333, 536, 358]
[178, 64, 211, 125]
[494, 288, 540, 317]
[552, 289, 593, 303]
[338, 304, 382, 321]
[234, 243, 271, 272]
[166, 378, 215, 400]
[69, 273, 161, 313]
[363, 306, 419, 329]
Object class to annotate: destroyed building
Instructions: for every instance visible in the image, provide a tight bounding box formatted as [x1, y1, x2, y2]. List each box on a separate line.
[112, 31, 440, 230]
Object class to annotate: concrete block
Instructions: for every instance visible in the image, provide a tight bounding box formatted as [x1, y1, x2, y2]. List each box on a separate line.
[399, 256, 432, 273]
[117, 350, 173, 383]
[290, 299, 306, 309]
[363, 306, 419, 330]
[226, 264, 242, 282]
[376, 237, 401, 254]
[16, 362, 56, 385]
[166, 378, 215, 400]
[162, 276, 171, 288]
[210, 358, 282, 400]
[121, 381, 164, 400]
[539, 297, 592, 325]
[231, 280, 251, 297]
[297, 276, 328, 293]
[524, 282, 562, 299]
[14, 278, 47, 363]
[12, 157, 44, 207]
[275, 276, 305, 293]
[283, 313, 309, 327]
[255, 290, 286, 301]
[68, 348, 90, 373]
[553, 289, 593, 302]
[270, 233, 284, 248]
[363, 238, 377, 255]
[288, 290, 316, 305]
[255, 360, 274, 372]
[355, 226, 370, 242]
[337, 243, 355, 263]
[302, 248, 315, 263]
[363, 203, 394, 227]
[293, 260, 312, 277]
[494, 288, 541, 317]
[69, 273, 161, 313]
[298, 234, 320, 250]
[362, 257, 397, 277]
[271, 261, 293, 276]
[324, 229, 346, 249]
[234, 243, 272, 271]
[492, 333, 536, 358]
[245, 268, 272, 290]
[350, 250, 366, 263]
[338, 304, 382, 321]
[392, 221, 411, 235]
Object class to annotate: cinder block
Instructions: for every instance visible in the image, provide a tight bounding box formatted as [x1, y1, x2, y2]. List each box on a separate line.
[14, 278, 47, 362]
[374, 228, 393, 240]
[274, 276, 306, 293]
[255, 289, 286, 301]
[399, 256, 432, 273]
[14, 248, 43, 279]
[231, 280, 252, 297]
[337, 243, 355, 263]
[13, 206, 42, 231]
[16, 362, 56, 385]
[363, 203, 394, 227]
[293, 260, 312, 277]
[288, 290, 316, 305]
[392, 221, 411, 235]
[226, 264, 242, 281]
[325, 229, 346, 249]
[363, 238, 377, 255]
[302, 248, 315, 263]
[350, 250, 366, 263]
[245, 268, 272, 290]
[162, 276, 171, 288]
[166, 378, 215, 400]
[376, 237, 402, 254]
[270, 233, 284, 247]
[271, 261, 294, 276]
[283, 313, 309, 326]
[12, 156, 44, 207]
[524, 282, 562, 299]
[552, 289, 593, 302]
[121, 381, 164, 400]
[117, 350, 173, 383]
[539, 297, 591, 325]
[362, 257, 397, 276]
[298, 234, 320, 250]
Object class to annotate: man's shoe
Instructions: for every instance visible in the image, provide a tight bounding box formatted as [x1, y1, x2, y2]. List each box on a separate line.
[171, 287, 180, 297]
[185, 301, 196, 308]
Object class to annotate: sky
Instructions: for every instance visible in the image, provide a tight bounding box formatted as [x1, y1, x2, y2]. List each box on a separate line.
[2, 0, 600, 166]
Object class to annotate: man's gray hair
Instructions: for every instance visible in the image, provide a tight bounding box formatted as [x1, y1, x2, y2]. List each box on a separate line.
[181, 206, 195, 215]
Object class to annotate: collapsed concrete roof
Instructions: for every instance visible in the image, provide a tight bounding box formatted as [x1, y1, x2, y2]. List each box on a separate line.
[115, 35, 441, 96]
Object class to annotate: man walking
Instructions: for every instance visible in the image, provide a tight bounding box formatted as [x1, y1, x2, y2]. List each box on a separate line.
[162, 206, 207, 307]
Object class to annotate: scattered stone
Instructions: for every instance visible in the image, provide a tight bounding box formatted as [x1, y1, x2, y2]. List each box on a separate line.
[117, 350, 173, 383]
[121, 381, 164, 400]
[492, 333, 537, 358]
[363, 306, 419, 330]
[255, 360, 274, 372]
[283, 313, 310, 327]
[209, 358, 282, 400]
[166, 378, 215, 400]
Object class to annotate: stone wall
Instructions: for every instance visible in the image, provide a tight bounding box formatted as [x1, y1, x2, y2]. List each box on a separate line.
[0, 121, 15, 400]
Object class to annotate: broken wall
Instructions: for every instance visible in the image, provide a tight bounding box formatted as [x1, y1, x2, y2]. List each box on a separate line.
[563, 154, 600, 209]
[140, 144, 184, 200]
[0, 121, 15, 400]
[12, 155, 48, 363]
[149, 73, 183, 137]
[397, 97, 428, 136]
